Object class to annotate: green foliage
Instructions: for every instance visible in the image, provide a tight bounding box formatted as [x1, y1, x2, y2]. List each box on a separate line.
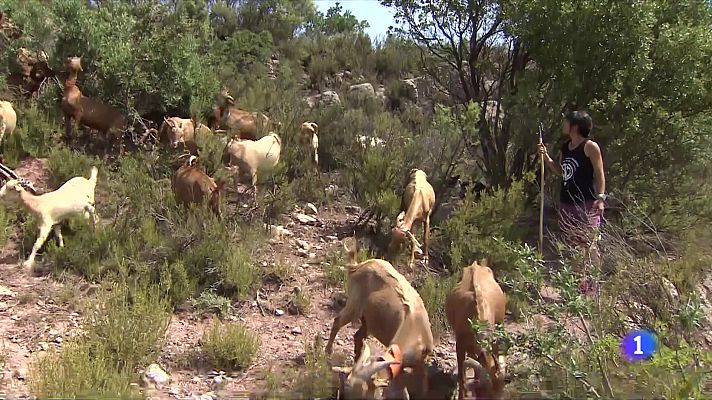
[28, 283, 169, 398]
[0, 104, 58, 167]
[306, 2, 369, 36]
[202, 320, 260, 371]
[435, 178, 529, 273]
[418, 273, 457, 338]
[0, 204, 15, 248]
[190, 290, 234, 317]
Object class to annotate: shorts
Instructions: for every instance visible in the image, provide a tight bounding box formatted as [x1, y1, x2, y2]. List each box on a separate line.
[559, 200, 601, 247]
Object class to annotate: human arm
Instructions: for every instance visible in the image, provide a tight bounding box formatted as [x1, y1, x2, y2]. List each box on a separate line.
[537, 143, 563, 176]
[585, 140, 606, 211]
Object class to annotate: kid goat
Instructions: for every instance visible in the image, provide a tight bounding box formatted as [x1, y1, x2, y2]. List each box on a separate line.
[0, 164, 98, 270]
[387, 168, 435, 270]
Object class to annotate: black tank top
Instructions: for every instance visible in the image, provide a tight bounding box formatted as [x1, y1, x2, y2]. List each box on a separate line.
[560, 139, 596, 203]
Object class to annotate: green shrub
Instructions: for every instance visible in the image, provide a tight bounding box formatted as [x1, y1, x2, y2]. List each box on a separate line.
[0, 103, 59, 167]
[28, 283, 169, 398]
[417, 273, 458, 339]
[190, 290, 234, 317]
[202, 320, 260, 371]
[0, 204, 15, 248]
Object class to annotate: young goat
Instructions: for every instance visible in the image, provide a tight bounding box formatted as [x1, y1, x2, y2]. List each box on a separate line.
[61, 56, 127, 156]
[221, 132, 281, 204]
[445, 261, 506, 400]
[0, 166, 98, 270]
[299, 121, 319, 168]
[387, 169, 435, 270]
[171, 155, 226, 217]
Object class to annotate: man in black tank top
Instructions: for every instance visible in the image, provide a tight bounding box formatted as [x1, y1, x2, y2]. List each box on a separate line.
[538, 110, 607, 296]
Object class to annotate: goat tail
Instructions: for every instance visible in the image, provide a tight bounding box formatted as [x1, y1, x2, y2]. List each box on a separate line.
[88, 166, 99, 185]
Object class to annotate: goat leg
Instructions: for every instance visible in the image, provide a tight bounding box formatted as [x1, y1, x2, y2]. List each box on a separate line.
[423, 216, 431, 266]
[52, 225, 64, 247]
[24, 222, 53, 270]
[353, 321, 367, 361]
[325, 312, 353, 355]
[456, 341, 466, 400]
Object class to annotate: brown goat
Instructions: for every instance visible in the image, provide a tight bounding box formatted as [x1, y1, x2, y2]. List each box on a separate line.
[61, 56, 127, 156]
[387, 169, 435, 270]
[214, 93, 277, 140]
[326, 237, 435, 398]
[445, 261, 506, 400]
[171, 155, 226, 217]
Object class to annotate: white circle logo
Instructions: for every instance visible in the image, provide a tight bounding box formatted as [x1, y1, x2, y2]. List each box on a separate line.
[562, 157, 578, 182]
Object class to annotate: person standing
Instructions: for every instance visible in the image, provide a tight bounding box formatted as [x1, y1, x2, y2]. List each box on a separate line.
[538, 110, 607, 295]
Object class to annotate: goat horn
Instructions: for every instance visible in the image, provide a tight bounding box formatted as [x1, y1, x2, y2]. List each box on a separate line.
[405, 230, 422, 249]
[464, 357, 492, 388]
[357, 359, 400, 382]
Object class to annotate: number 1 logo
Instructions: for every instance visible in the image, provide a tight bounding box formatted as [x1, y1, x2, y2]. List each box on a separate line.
[621, 330, 657, 361]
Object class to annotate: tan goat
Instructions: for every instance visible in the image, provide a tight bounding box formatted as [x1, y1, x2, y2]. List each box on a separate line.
[445, 261, 506, 400]
[0, 100, 17, 149]
[326, 237, 435, 398]
[300, 121, 319, 167]
[221, 132, 281, 204]
[61, 56, 127, 155]
[171, 155, 226, 217]
[156, 116, 200, 155]
[0, 166, 99, 270]
[387, 169, 435, 270]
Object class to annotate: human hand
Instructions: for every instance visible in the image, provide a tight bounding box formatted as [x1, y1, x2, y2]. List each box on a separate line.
[593, 199, 605, 214]
[537, 143, 552, 162]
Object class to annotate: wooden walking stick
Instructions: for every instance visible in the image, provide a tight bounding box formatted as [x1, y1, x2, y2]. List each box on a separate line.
[538, 123, 545, 253]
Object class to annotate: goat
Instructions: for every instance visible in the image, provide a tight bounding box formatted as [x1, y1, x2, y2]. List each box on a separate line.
[445, 261, 506, 400]
[332, 341, 409, 399]
[357, 135, 385, 149]
[0, 100, 17, 148]
[300, 121, 319, 167]
[61, 56, 127, 156]
[0, 165, 99, 270]
[325, 237, 435, 398]
[387, 169, 435, 270]
[172, 155, 226, 217]
[216, 93, 276, 140]
[221, 132, 281, 204]
[156, 116, 201, 155]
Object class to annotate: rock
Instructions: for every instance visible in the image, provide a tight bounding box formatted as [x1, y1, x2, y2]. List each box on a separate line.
[48, 329, 59, 336]
[308, 252, 317, 259]
[291, 326, 303, 335]
[348, 83, 376, 100]
[344, 205, 361, 214]
[275, 309, 285, 317]
[0, 285, 14, 298]
[296, 239, 311, 250]
[293, 213, 318, 225]
[325, 235, 338, 242]
[13, 367, 27, 381]
[305, 203, 318, 215]
[267, 224, 293, 239]
[305, 91, 341, 108]
[143, 363, 171, 388]
[38, 342, 49, 351]
[401, 78, 419, 102]
[297, 248, 309, 257]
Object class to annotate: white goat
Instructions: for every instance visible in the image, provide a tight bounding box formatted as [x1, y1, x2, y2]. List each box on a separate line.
[300, 121, 319, 167]
[0, 166, 99, 270]
[357, 135, 385, 149]
[222, 132, 281, 203]
[0, 100, 17, 147]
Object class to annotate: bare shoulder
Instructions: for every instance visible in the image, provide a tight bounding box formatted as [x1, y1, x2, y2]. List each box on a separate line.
[584, 140, 601, 157]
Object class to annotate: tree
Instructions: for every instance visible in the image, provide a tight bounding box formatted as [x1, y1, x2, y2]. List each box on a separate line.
[305, 1, 370, 36]
[382, 0, 712, 197]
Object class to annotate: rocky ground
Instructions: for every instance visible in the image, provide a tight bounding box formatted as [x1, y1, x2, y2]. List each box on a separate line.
[0, 157, 593, 399]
